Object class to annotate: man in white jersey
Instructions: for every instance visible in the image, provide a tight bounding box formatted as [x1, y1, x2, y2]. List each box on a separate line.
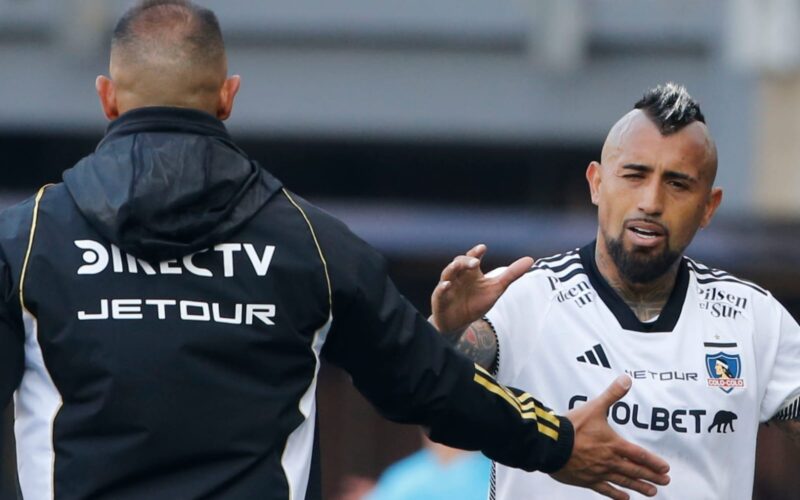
[430, 83, 800, 499]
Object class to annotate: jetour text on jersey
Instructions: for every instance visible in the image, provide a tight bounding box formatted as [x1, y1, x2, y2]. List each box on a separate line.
[78, 300, 276, 325]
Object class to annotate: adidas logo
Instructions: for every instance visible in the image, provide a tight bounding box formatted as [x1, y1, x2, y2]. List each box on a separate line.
[577, 344, 611, 369]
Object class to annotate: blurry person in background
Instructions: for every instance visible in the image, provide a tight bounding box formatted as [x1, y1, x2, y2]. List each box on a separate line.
[0, 1, 670, 499]
[365, 434, 491, 500]
[334, 433, 489, 500]
[431, 83, 800, 499]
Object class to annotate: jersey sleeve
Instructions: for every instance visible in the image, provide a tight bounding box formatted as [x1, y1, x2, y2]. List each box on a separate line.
[485, 268, 554, 384]
[302, 202, 574, 473]
[759, 299, 800, 422]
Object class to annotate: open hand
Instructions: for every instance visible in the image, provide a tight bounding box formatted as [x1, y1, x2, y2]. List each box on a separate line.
[551, 375, 671, 499]
[430, 244, 533, 334]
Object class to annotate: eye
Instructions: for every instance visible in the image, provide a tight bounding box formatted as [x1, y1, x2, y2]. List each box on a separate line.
[623, 173, 644, 179]
[668, 180, 689, 190]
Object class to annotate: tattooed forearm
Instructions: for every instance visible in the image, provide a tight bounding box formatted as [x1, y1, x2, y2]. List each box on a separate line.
[454, 320, 498, 372]
[772, 419, 800, 448]
[439, 326, 467, 345]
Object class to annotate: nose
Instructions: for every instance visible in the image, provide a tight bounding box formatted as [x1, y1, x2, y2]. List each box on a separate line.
[637, 179, 664, 216]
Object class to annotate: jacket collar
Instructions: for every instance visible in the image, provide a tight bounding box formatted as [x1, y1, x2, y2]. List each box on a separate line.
[98, 106, 236, 150]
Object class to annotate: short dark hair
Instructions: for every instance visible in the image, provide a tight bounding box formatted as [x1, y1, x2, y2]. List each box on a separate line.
[634, 83, 705, 135]
[112, 0, 224, 63]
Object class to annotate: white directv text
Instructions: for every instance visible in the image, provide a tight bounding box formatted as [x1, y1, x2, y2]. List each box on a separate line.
[74, 240, 276, 278]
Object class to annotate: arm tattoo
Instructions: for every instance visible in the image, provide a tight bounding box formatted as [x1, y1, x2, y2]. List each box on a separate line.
[440, 326, 467, 346]
[454, 319, 498, 372]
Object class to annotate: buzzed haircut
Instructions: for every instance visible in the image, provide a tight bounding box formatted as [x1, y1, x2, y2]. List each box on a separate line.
[634, 83, 706, 135]
[112, 0, 225, 65]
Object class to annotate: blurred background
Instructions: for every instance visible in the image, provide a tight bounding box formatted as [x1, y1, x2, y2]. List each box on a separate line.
[2, 0, 800, 498]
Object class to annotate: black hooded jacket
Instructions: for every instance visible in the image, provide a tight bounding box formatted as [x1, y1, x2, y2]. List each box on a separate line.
[0, 107, 572, 499]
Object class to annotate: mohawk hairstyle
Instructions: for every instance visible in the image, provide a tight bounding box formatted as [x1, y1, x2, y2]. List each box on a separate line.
[112, 0, 224, 60]
[634, 83, 705, 135]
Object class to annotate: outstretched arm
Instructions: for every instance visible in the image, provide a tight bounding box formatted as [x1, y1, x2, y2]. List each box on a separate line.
[430, 244, 532, 370]
[0, 258, 24, 410]
[306, 208, 669, 498]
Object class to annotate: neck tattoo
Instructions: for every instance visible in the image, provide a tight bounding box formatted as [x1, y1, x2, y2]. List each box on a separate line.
[595, 247, 679, 323]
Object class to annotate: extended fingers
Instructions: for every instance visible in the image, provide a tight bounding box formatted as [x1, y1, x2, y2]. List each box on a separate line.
[433, 279, 452, 295]
[465, 244, 487, 259]
[615, 442, 670, 476]
[439, 255, 481, 282]
[590, 482, 630, 500]
[612, 458, 670, 486]
[594, 375, 633, 410]
[495, 256, 534, 289]
[604, 473, 658, 497]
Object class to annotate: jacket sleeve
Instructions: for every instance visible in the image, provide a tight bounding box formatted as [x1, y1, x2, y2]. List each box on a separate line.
[0, 199, 35, 410]
[308, 205, 573, 473]
[0, 252, 25, 410]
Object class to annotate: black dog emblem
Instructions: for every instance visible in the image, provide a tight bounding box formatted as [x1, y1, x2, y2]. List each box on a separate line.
[707, 410, 737, 433]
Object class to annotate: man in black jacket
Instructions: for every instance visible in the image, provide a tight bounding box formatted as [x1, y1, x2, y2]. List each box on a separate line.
[0, 2, 669, 499]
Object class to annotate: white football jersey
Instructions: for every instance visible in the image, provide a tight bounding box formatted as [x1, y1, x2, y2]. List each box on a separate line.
[486, 242, 800, 500]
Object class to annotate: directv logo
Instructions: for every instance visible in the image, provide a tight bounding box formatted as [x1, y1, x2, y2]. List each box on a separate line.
[577, 344, 611, 369]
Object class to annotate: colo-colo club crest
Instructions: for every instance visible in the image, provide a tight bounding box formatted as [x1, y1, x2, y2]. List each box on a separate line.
[706, 352, 744, 393]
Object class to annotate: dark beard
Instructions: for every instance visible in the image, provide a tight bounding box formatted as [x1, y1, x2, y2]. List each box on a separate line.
[604, 233, 681, 284]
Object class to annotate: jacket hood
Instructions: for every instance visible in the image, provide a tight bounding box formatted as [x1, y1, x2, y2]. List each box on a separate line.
[64, 107, 282, 261]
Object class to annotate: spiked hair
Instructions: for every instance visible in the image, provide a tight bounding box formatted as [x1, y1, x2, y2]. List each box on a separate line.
[634, 83, 705, 135]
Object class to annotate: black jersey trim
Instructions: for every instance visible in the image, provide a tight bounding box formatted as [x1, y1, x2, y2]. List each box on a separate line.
[694, 276, 767, 296]
[579, 241, 688, 333]
[535, 250, 579, 264]
[489, 460, 497, 500]
[704, 342, 737, 348]
[774, 396, 800, 421]
[685, 261, 731, 277]
[686, 260, 768, 296]
[554, 267, 588, 283]
[482, 316, 500, 376]
[528, 253, 581, 276]
[532, 256, 581, 273]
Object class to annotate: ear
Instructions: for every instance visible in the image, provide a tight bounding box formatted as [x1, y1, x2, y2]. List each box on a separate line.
[95, 76, 119, 120]
[216, 75, 241, 120]
[586, 161, 602, 206]
[700, 187, 723, 228]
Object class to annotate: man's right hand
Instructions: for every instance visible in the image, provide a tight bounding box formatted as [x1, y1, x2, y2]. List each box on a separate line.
[430, 244, 533, 334]
[551, 375, 671, 499]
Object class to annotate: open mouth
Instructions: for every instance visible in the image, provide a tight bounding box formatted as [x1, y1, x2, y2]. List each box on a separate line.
[625, 220, 667, 244]
[628, 227, 661, 239]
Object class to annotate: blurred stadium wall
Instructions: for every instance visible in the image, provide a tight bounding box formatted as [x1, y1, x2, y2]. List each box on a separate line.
[1, 1, 799, 498]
